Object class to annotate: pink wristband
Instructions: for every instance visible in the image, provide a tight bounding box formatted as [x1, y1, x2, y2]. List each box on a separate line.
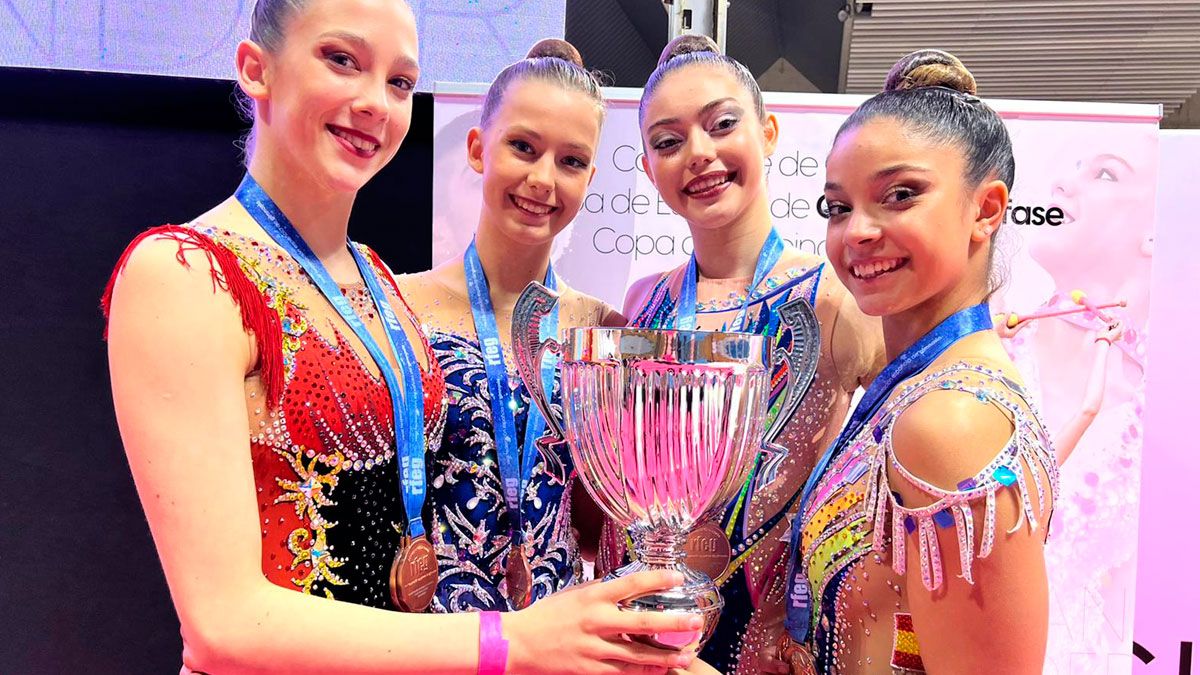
[478, 611, 509, 675]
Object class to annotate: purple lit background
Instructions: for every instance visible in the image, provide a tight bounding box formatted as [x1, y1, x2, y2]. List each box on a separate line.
[0, 0, 565, 87]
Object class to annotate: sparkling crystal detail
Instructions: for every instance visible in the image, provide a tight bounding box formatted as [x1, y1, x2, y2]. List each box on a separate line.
[993, 465, 1018, 486]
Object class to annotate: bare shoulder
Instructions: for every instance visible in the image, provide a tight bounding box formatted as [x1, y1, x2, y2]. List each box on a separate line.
[622, 270, 669, 318]
[561, 284, 626, 327]
[393, 260, 461, 306]
[889, 380, 1015, 492]
[780, 248, 826, 273]
[111, 228, 239, 316]
[107, 228, 253, 375]
[392, 267, 436, 294]
[820, 271, 885, 389]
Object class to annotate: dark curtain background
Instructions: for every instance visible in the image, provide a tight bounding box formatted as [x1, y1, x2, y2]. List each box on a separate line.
[0, 66, 434, 672]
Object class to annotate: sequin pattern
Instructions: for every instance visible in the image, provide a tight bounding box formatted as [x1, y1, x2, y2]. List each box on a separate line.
[391, 274, 615, 614]
[168, 226, 448, 608]
[424, 332, 578, 611]
[797, 362, 1059, 673]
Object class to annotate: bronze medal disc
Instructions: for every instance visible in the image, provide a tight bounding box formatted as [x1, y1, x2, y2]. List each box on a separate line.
[778, 634, 819, 675]
[389, 535, 438, 612]
[506, 546, 534, 609]
[388, 537, 408, 610]
[683, 522, 732, 582]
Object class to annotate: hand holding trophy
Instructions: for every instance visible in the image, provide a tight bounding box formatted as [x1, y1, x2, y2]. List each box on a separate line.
[513, 282, 819, 651]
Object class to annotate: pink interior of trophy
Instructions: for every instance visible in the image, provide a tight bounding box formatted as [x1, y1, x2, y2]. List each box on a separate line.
[562, 360, 764, 528]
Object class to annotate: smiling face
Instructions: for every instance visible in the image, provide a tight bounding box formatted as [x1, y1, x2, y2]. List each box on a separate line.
[242, 0, 419, 193]
[1032, 141, 1156, 276]
[823, 117, 1004, 319]
[468, 79, 601, 247]
[639, 65, 777, 233]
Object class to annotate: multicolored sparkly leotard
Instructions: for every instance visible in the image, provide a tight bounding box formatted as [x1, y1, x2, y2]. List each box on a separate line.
[796, 362, 1059, 673]
[104, 224, 448, 608]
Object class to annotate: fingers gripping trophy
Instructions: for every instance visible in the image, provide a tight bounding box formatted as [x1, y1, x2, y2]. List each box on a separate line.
[513, 281, 820, 650]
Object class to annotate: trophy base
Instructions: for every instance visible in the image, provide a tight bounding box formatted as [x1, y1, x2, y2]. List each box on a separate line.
[607, 560, 723, 652]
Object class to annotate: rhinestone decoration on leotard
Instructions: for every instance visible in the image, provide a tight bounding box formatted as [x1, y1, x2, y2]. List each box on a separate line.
[109, 224, 449, 609]
[797, 362, 1058, 672]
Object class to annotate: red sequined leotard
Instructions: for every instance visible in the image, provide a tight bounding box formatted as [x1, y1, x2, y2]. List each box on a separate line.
[104, 224, 448, 609]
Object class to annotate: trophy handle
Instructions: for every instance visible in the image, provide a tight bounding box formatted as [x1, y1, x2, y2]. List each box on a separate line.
[758, 297, 821, 486]
[512, 281, 567, 453]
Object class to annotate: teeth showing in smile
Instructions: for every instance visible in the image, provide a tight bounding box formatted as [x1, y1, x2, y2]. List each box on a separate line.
[685, 173, 732, 195]
[851, 258, 906, 280]
[330, 127, 379, 154]
[512, 195, 555, 216]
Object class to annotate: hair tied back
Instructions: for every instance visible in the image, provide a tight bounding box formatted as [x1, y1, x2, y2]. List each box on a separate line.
[526, 38, 585, 69]
[885, 49, 978, 97]
[657, 34, 720, 68]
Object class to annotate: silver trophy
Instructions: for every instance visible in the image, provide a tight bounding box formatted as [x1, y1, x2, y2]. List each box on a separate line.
[513, 282, 819, 648]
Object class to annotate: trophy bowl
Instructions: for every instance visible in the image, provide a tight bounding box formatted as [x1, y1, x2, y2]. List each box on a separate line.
[513, 283, 820, 650]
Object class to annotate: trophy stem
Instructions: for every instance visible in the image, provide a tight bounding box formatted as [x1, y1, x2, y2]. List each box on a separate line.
[636, 527, 686, 569]
[612, 525, 721, 652]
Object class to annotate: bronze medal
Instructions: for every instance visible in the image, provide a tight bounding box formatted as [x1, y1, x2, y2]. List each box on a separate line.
[684, 521, 732, 582]
[506, 545, 534, 609]
[389, 535, 438, 612]
[777, 634, 818, 675]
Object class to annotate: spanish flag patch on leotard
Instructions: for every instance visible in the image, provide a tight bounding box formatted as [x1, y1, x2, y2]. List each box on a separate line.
[891, 612, 926, 672]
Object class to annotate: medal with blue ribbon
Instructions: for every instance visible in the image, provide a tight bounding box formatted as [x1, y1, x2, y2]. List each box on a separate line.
[676, 227, 785, 332]
[464, 240, 558, 609]
[783, 302, 993, 648]
[235, 175, 436, 612]
[677, 228, 784, 582]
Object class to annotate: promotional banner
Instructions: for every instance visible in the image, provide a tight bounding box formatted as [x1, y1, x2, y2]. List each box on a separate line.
[1133, 129, 1200, 674]
[432, 84, 1162, 674]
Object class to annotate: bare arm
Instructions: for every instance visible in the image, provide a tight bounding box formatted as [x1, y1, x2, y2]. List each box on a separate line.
[601, 305, 629, 329]
[109, 238, 481, 674]
[1053, 322, 1123, 465]
[828, 283, 886, 391]
[890, 392, 1050, 675]
[669, 658, 722, 675]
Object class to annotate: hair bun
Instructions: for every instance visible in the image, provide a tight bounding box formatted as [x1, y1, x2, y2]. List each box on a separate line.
[657, 34, 720, 68]
[526, 38, 585, 69]
[884, 49, 977, 96]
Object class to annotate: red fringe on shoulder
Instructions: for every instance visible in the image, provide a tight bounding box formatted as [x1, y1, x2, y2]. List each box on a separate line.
[101, 225, 285, 407]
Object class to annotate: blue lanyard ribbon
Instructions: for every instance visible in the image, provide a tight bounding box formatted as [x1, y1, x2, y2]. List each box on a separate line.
[676, 228, 785, 331]
[235, 174, 429, 538]
[676, 227, 783, 541]
[463, 241, 558, 537]
[783, 302, 993, 642]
